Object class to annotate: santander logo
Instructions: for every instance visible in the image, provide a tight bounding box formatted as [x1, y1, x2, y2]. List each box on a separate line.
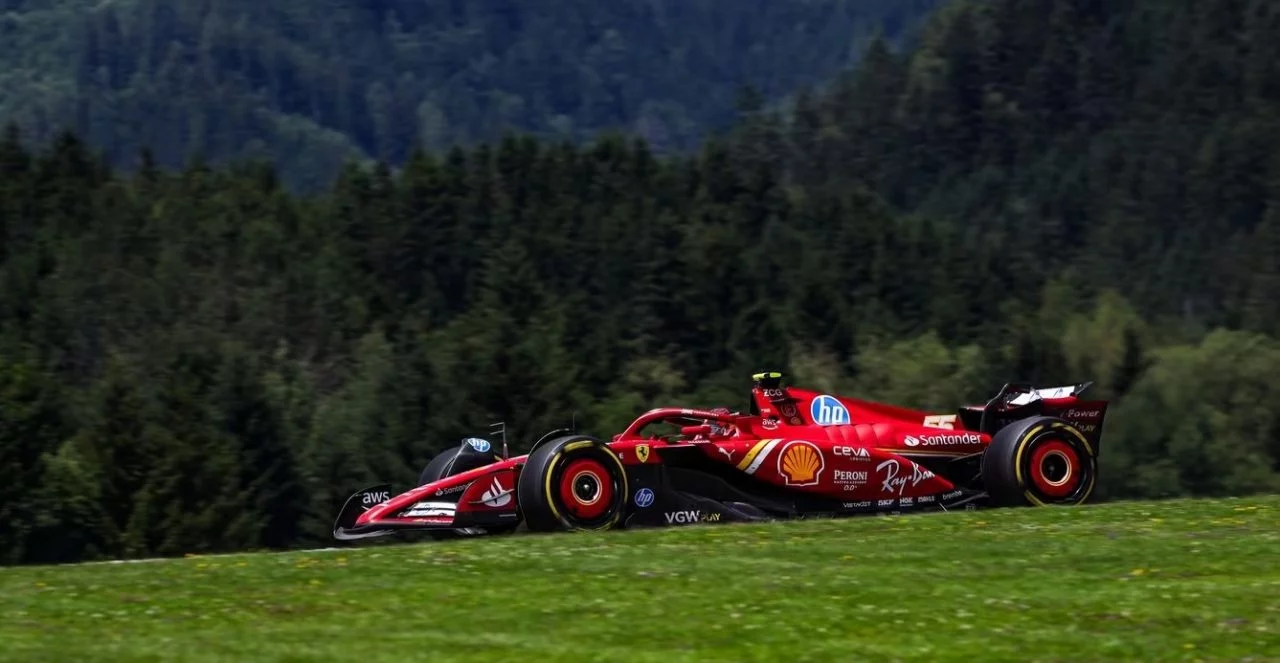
[480, 477, 511, 508]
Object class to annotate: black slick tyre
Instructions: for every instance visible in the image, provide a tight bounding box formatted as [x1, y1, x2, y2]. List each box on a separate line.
[981, 416, 1098, 507]
[517, 435, 629, 532]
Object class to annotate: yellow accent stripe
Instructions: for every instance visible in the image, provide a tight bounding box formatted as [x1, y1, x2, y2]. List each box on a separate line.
[1062, 423, 1095, 456]
[1014, 424, 1046, 486]
[544, 451, 564, 522]
[736, 439, 774, 471]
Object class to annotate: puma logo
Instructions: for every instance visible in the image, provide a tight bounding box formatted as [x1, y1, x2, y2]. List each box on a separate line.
[718, 446, 733, 461]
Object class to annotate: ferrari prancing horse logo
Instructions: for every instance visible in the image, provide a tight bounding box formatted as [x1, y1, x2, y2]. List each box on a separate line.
[636, 444, 650, 463]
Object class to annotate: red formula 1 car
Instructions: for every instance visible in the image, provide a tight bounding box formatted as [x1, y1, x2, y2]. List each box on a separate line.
[333, 372, 1108, 541]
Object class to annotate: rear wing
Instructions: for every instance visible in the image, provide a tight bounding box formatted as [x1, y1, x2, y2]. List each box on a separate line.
[964, 381, 1105, 436]
[1004, 381, 1094, 406]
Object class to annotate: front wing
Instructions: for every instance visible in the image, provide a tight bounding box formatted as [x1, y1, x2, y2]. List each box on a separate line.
[332, 483, 510, 540]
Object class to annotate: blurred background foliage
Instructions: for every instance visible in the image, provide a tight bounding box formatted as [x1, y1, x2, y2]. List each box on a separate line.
[1, 0, 1278, 564]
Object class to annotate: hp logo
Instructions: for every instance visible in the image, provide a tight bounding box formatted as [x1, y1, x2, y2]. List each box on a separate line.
[634, 488, 655, 508]
[811, 395, 850, 426]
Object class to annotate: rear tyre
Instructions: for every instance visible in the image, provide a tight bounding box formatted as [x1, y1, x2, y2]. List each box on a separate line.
[981, 416, 1098, 507]
[418, 447, 517, 539]
[517, 435, 629, 532]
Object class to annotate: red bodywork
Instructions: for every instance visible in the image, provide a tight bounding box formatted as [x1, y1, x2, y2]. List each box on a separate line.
[344, 379, 1108, 536]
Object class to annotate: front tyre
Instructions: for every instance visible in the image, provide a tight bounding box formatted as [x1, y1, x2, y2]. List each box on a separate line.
[517, 435, 629, 532]
[982, 416, 1098, 507]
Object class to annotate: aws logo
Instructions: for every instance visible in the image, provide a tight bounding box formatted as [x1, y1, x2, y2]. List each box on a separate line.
[810, 395, 850, 426]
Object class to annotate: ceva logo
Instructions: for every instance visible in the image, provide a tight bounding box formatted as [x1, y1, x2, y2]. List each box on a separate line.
[811, 395, 850, 426]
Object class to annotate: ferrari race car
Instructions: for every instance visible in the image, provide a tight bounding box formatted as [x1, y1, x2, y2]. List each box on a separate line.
[333, 372, 1108, 541]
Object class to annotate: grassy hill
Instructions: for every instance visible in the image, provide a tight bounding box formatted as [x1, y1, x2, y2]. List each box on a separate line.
[5, 496, 1278, 662]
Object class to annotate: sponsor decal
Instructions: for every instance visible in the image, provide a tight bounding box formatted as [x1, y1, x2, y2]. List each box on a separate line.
[788, 417, 804, 426]
[903, 432, 981, 447]
[941, 489, 964, 501]
[717, 446, 734, 461]
[664, 510, 721, 524]
[780, 403, 798, 418]
[899, 497, 914, 506]
[1077, 424, 1098, 434]
[810, 395, 851, 426]
[634, 488, 655, 508]
[1065, 409, 1102, 420]
[404, 501, 455, 518]
[877, 499, 896, 507]
[434, 484, 469, 497]
[777, 440, 825, 486]
[763, 387, 786, 399]
[917, 494, 936, 503]
[362, 490, 390, 505]
[922, 414, 957, 429]
[843, 501, 873, 509]
[834, 445, 871, 459]
[737, 439, 783, 474]
[464, 437, 491, 453]
[479, 477, 511, 508]
[875, 459, 937, 496]
[761, 417, 780, 430]
[635, 444, 651, 463]
[833, 469, 868, 488]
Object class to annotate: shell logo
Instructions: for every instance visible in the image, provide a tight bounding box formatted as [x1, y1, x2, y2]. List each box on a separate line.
[778, 440, 824, 486]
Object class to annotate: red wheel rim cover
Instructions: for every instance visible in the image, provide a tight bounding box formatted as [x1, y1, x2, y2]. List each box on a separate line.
[1029, 439, 1081, 498]
[558, 458, 613, 520]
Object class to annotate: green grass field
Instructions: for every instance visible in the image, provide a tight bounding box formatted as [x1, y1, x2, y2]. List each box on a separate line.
[4, 497, 1279, 662]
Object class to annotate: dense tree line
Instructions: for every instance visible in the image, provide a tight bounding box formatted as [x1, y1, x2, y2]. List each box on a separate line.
[2, 0, 1279, 565]
[1, 0, 941, 190]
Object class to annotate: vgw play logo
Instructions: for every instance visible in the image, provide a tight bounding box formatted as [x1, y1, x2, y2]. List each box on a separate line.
[810, 395, 850, 426]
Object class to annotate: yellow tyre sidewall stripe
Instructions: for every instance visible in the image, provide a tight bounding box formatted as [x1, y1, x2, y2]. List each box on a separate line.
[1015, 421, 1098, 506]
[542, 438, 628, 531]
